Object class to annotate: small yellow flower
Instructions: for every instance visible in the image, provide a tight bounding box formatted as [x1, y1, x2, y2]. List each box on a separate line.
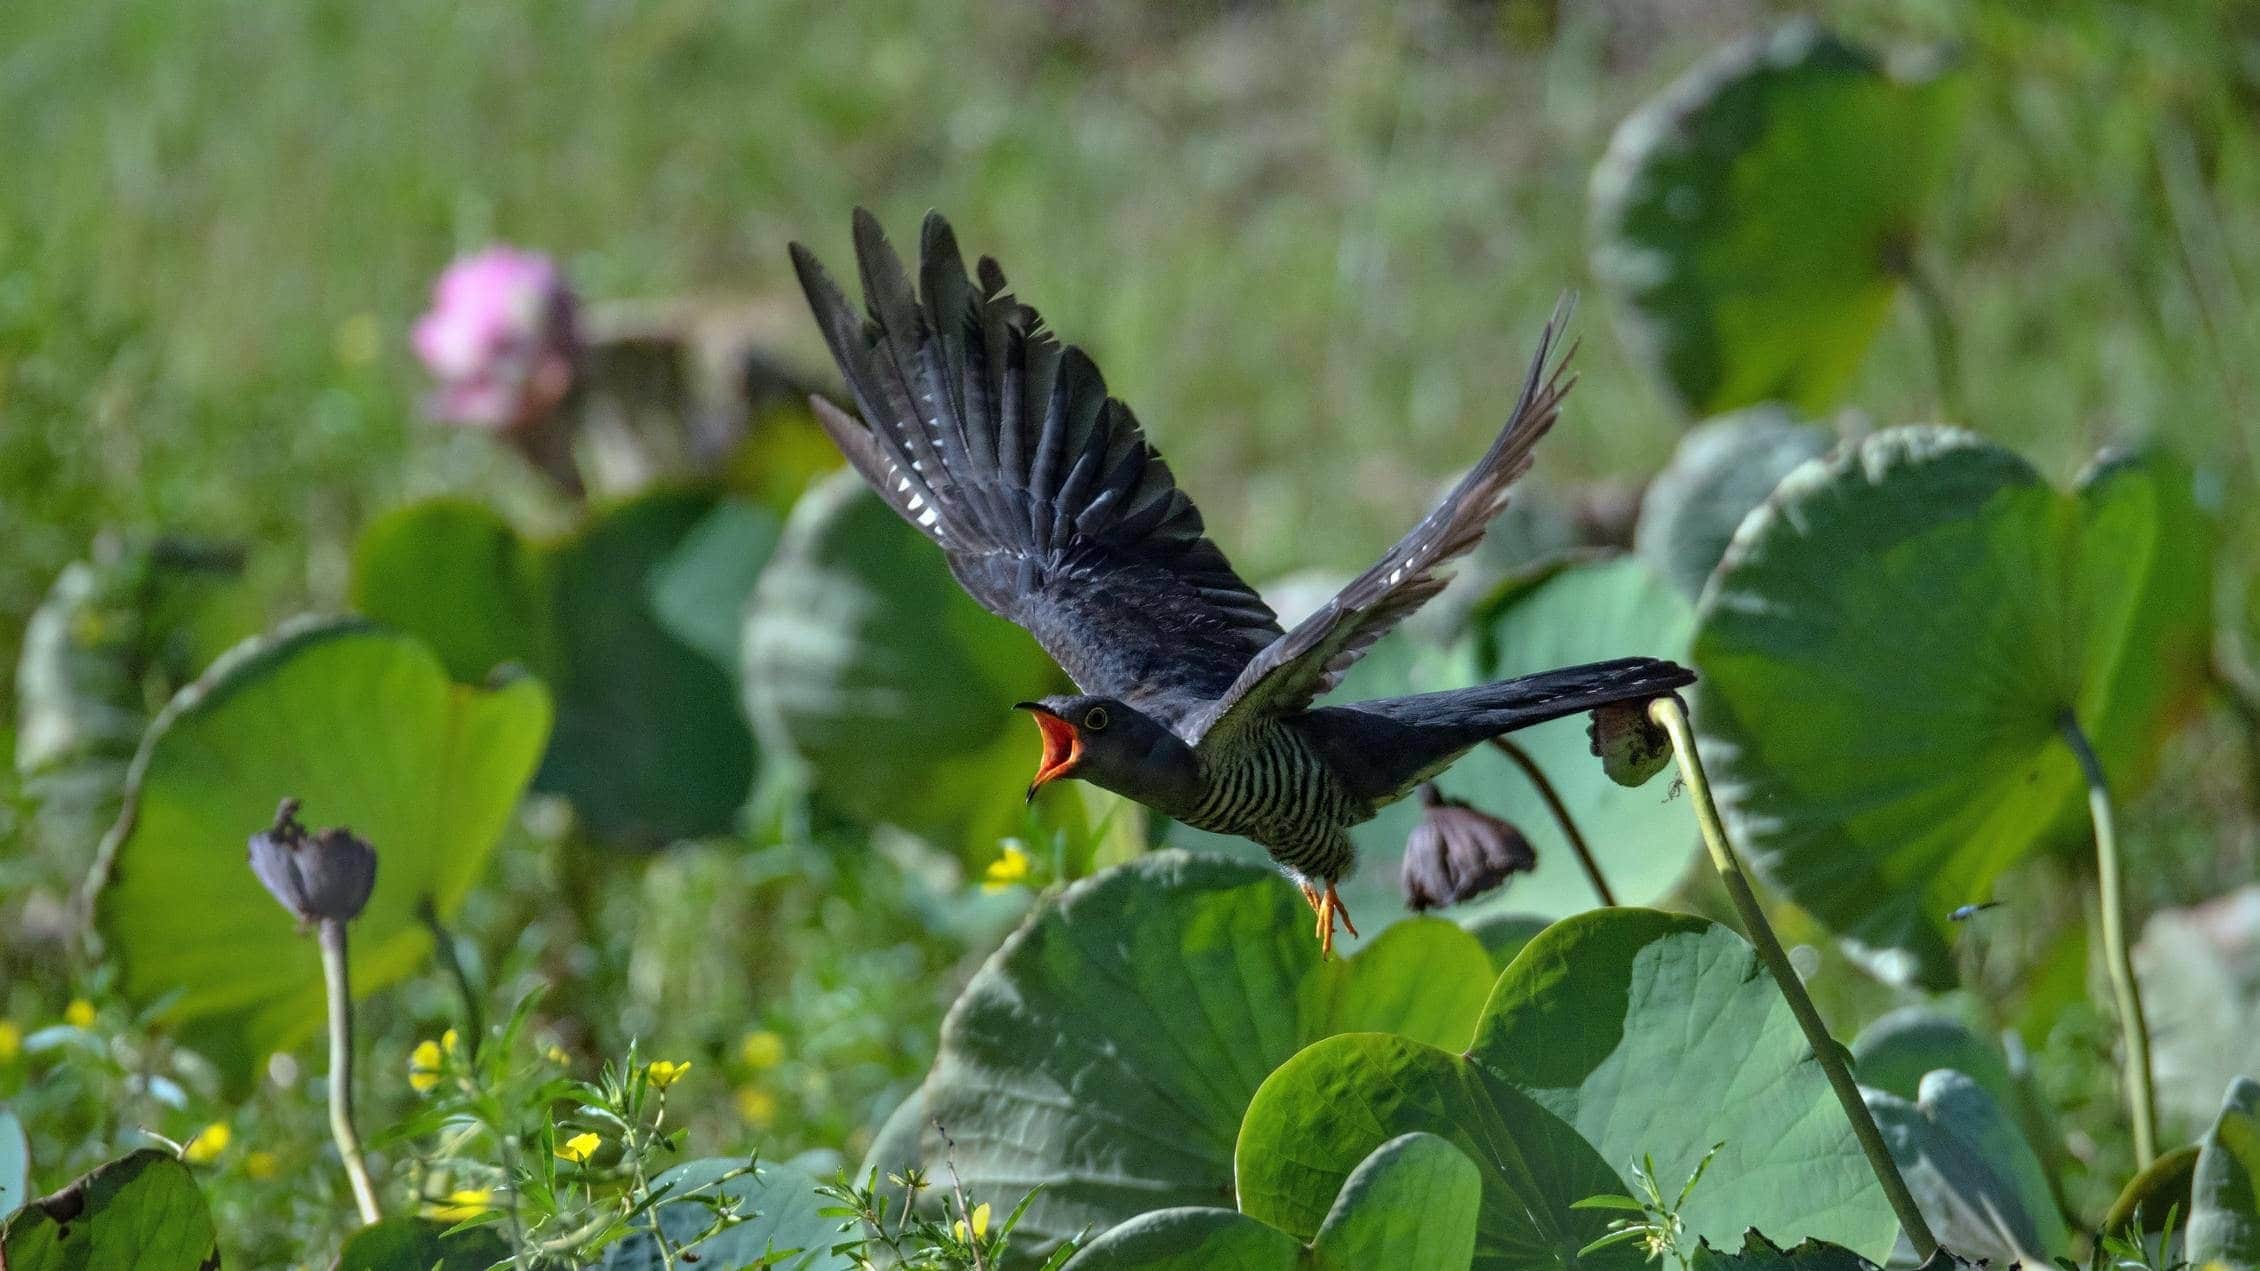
[645, 1059, 691, 1090]
[982, 844, 1032, 894]
[737, 1030, 785, 1071]
[954, 1200, 993, 1243]
[425, 1188, 493, 1221]
[408, 1039, 445, 1094]
[0, 1021, 21, 1063]
[182, 1123, 231, 1164]
[556, 1131, 601, 1164]
[244, 1150, 280, 1181]
[441, 1027, 460, 1055]
[544, 1043, 570, 1066]
[334, 313, 382, 367]
[734, 1086, 777, 1129]
[64, 999, 95, 1030]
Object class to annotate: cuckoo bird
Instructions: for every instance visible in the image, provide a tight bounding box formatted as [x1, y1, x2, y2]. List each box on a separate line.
[791, 210, 1693, 955]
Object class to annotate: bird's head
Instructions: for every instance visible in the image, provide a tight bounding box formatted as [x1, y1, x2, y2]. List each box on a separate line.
[1013, 695, 1198, 810]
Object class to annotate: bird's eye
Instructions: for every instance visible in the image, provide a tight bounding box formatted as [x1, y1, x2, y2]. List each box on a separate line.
[1083, 706, 1110, 731]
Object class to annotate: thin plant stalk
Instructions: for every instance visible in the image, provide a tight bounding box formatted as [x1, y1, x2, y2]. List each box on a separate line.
[1489, 737, 1618, 907]
[1896, 254, 1968, 424]
[418, 898, 485, 1058]
[319, 918, 384, 1225]
[2059, 711, 2158, 1167]
[1646, 697, 1939, 1258]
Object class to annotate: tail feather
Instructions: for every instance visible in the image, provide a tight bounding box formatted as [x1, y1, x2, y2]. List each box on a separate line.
[1296, 656, 1696, 808]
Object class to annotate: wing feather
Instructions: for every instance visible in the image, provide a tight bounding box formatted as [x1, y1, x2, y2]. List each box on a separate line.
[790, 210, 1283, 730]
[1187, 297, 1578, 745]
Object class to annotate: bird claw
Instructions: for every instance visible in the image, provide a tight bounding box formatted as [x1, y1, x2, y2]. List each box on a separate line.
[1301, 882, 1358, 960]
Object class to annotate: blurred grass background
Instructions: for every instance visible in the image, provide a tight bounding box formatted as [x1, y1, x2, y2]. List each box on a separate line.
[6, 0, 2256, 691]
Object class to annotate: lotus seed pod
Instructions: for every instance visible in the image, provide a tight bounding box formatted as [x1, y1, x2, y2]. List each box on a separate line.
[247, 798, 377, 925]
[1400, 784, 1537, 912]
[1588, 699, 1673, 788]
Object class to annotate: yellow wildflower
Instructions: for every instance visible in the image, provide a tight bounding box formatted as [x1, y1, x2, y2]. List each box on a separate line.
[408, 1039, 445, 1094]
[737, 1030, 785, 1071]
[426, 1188, 494, 1221]
[645, 1059, 691, 1090]
[182, 1123, 231, 1164]
[954, 1201, 993, 1243]
[0, 1021, 21, 1063]
[734, 1086, 777, 1130]
[441, 1027, 459, 1055]
[64, 999, 95, 1030]
[556, 1131, 601, 1164]
[244, 1151, 280, 1181]
[544, 1043, 570, 1066]
[982, 844, 1032, 894]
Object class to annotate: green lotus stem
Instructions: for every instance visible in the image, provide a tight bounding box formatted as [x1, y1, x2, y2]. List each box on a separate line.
[1489, 737, 1617, 907]
[1646, 697, 1938, 1259]
[1896, 253, 1968, 424]
[2058, 711, 2158, 1168]
[320, 918, 384, 1225]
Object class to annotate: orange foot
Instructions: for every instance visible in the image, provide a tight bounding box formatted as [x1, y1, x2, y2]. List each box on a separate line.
[1300, 882, 1359, 960]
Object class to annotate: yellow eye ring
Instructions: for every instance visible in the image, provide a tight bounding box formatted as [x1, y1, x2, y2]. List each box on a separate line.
[1083, 706, 1110, 731]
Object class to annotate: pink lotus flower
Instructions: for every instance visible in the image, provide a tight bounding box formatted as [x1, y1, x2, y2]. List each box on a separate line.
[412, 246, 579, 431]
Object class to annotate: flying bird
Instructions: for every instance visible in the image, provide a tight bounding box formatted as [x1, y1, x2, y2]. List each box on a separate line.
[790, 210, 1693, 955]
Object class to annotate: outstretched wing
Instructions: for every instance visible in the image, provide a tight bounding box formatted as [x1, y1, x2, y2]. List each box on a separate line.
[791, 209, 1283, 732]
[1186, 298, 1576, 746]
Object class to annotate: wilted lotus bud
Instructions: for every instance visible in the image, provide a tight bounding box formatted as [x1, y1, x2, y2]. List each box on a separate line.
[1588, 699, 1673, 788]
[1400, 784, 1536, 912]
[411, 246, 580, 432]
[248, 798, 377, 926]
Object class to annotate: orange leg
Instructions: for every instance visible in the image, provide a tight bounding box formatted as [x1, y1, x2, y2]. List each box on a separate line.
[1306, 882, 1359, 960]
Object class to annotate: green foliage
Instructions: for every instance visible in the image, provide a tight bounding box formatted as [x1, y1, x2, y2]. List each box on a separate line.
[868, 852, 1494, 1266]
[598, 1157, 850, 1271]
[1864, 1070, 2068, 1264]
[335, 1217, 511, 1271]
[2189, 1075, 2260, 1269]
[1064, 1132, 1481, 1270]
[353, 487, 769, 846]
[1686, 1232, 1898, 1271]
[2136, 888, 2260, 1135]
[1234, 908, 1898, 1269]
[743, 472, 1065, 851]
[90, 620, 551, 1080]
[1633, 409, 1831, 601]
[0, 1106, 27, 1214]
[0, 1149, 218, 1271]
[1692, 429, 2213, 986]
[1591, 21, 1965, 416]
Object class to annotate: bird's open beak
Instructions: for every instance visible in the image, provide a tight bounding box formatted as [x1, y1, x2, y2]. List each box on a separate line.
[1014, 703, 1082, 802]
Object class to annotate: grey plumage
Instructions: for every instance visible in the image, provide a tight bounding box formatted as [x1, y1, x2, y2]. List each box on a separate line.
[792, 210, 1694, 941]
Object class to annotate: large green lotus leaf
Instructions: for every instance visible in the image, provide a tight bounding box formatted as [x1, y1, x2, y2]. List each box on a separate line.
[874, 852, 1494, 1267]
[598, 1157, 851, 1270]
[1591, 22, 1963, 416]
[335, 1216, 512, 1270]
[0, 1149, 217, 1270]
[1864, 1071, 2068, 1265]
[1850, 1007, 2068, 1206]
[1635, 409, 1832, 600]
[1691, 429, 2212, 986]
[1064, 1132, 1481, 1271]
[90, 620, 551, 1077]
[353, 489, 765, 847]
[1236, 909, 1897, 1269]
[0, 1107, 27, 1215]
[1175, 556, 1695, 948]
[2189, 1076, 2260, 1269]
[743, 471, 1065, 850]
[1690, 1234, 1878, 1271]
[2136, 887, 2260, 1135]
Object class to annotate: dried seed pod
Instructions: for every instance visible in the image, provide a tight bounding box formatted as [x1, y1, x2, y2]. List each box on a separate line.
[1400, 784, 1537, 912]
[247, 798, 377, 926]
[1588, 699, 1674, 787]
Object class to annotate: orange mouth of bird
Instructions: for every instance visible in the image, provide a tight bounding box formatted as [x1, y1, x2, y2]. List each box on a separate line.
[1016, 704, 1082, 799]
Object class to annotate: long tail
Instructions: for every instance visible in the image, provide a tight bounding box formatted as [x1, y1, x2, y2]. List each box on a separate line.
[1299, 656, 1696, 807]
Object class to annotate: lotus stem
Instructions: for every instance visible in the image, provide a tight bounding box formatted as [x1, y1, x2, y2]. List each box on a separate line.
[1488, 737, 1617, 907]
[319, 918, 384, 1225]
[1646, 696, 1938, 1258]
[2058, 711, 2158, 1168]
